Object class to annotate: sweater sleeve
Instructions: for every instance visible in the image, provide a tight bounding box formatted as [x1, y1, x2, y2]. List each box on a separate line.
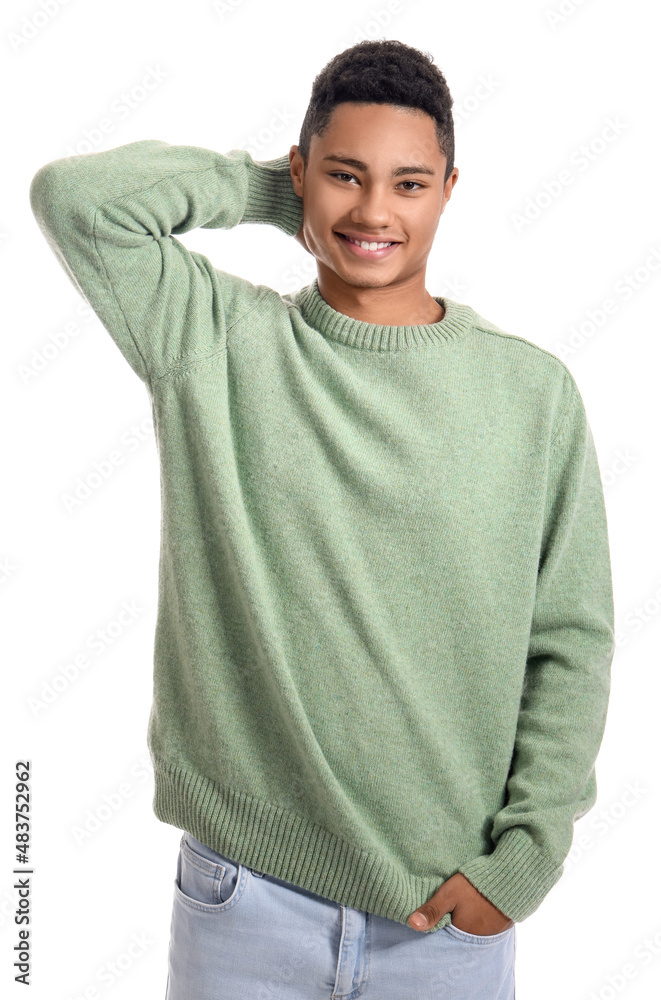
[458, 369, 616, 923]
[29, 140, 303, 384]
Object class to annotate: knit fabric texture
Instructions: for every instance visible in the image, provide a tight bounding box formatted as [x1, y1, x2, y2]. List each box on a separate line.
[29, 139, 615, 932]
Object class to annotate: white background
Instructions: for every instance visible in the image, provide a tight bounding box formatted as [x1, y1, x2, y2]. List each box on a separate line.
[3, 0, 660, 997]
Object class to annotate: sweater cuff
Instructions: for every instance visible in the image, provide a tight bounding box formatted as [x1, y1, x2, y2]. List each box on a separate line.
[457, 826, 563, 922]
[241, 153, 303, 237]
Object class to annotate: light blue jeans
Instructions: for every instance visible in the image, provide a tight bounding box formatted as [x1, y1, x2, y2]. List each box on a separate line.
[165, 831, 516, 999]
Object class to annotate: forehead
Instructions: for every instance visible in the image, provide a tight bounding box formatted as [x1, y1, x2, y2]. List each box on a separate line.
[316, 102, 440, 150]
[310, 103, 445, 173]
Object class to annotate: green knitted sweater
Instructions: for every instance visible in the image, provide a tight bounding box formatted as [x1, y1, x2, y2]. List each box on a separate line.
[29, 139, 615, 932]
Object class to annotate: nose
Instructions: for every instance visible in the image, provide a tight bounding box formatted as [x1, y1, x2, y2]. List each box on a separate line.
[349, 184, 394, 229]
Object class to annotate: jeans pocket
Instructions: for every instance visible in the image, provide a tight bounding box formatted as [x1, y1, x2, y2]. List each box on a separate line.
[174, 832, 244, 911]
[445, 921, 515, 945]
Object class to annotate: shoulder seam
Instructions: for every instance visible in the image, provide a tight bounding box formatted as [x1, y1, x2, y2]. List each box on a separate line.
[225, 285, 277, 341]
[471, 322, 577, 453]
[550, 368, 576, 452]
[151, 286, 275, 385]
[471, 322, 576, 377]
[91, 205, 151, 384]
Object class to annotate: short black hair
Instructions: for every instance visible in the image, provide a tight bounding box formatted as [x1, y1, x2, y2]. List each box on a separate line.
[298, 39, 455, 184]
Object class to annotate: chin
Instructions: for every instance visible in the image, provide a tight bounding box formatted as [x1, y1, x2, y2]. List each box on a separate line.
[336, 261, 396, 284]
[344, 274, 393, 288]
[325, 257, 390, 285]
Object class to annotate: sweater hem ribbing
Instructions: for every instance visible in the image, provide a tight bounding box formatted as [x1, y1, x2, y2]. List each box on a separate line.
[151, 753, 454, 931]
[151, 754, 558, 930]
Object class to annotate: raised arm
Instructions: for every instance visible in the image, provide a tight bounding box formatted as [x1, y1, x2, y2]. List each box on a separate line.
[29, 140, 303, 384]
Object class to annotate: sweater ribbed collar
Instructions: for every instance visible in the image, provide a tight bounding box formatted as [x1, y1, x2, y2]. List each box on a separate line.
[295, 277, 475, 351]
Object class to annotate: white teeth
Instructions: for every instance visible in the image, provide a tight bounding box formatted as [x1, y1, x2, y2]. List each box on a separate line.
[346, 236, 394, 250]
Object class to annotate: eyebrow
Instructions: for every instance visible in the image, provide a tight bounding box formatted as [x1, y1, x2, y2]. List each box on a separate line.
[321, 154, 436, 177]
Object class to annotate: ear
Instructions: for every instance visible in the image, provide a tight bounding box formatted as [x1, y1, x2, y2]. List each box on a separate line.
[289, 146, 305, 199]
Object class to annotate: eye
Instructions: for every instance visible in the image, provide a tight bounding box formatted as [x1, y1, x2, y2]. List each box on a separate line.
[329, 172, 358, 183]
[329, 173, 423, 191]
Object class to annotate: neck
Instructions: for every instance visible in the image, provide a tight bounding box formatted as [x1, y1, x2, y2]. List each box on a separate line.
[316, 265, 445, 327]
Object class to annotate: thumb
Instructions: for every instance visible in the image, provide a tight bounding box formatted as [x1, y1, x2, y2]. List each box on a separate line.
[408, 887, 451, 932]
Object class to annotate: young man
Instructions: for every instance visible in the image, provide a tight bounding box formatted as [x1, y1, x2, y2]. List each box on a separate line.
[30, 38, 614, 1000]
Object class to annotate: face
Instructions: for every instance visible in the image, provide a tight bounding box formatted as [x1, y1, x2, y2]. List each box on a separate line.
[289, 102, 459, 291]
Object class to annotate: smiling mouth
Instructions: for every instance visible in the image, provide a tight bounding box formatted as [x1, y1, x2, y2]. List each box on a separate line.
[336, 232, 400, 249]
